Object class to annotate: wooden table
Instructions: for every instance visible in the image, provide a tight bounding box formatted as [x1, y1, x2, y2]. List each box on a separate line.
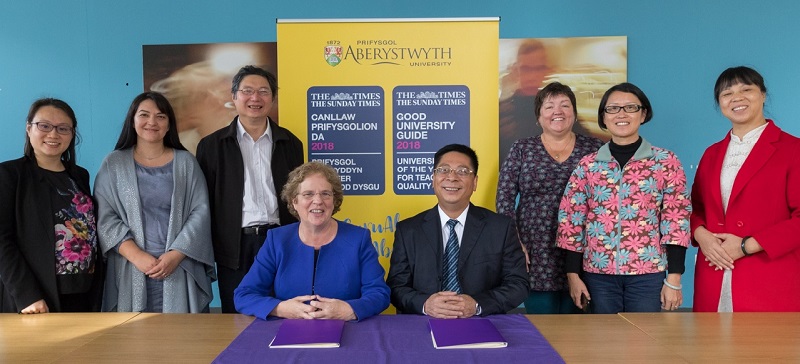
[58, 313, 254, 363]
[618, 312, 800, 363]
[0, 312, 138, 363]
[528, 314, 687, 363]
[1, 312, 798, 363]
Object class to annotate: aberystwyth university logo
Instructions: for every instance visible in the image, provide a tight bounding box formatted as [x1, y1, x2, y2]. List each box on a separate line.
[324, 44, 343, 67]
[323, 39, 453, 67]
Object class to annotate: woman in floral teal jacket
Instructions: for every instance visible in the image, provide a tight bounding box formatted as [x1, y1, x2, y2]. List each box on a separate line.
[556, 83, 691, 314]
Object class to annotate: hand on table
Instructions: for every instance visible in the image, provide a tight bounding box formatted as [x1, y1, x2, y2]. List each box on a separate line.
[309, 296, 357, 320]
[20, 299, 49, 314]
[456, 294, 478, 318]
[273, 295, 318, 319]
[424, 291, 478, 319]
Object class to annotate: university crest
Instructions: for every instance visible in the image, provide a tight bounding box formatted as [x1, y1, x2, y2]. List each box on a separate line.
[324, 45, 343, 67]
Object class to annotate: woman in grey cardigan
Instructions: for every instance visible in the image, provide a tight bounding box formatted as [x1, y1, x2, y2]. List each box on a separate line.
[95, 92, 215, 313]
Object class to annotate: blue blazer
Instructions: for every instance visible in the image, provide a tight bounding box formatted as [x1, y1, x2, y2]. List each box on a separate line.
[234, 220, 390, 320]
[387, 204, 528, 315]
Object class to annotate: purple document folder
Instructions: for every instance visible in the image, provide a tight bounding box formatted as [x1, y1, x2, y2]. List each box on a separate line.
[269, 319, 345, 348]
[428, 318, 508, 349]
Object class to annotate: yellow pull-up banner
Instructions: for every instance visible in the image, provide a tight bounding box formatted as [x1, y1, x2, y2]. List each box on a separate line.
[277, 17, 499, 274]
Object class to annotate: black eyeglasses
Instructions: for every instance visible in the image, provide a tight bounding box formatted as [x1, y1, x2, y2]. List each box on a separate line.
[237, 88, 272, 97]
[433, 167, 474, 177]
[29, 122, 74, 135]
[604, 105, 643, 114]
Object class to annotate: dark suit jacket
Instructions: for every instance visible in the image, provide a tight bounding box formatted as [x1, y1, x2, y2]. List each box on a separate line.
[0, 156, 104, 312]
[196, 117, 304, 269]
[691, 120, 800, 311]
[387, 203, 528, 315]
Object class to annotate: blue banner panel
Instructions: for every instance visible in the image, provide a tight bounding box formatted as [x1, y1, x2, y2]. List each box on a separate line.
[308, 86, 385, 195]
[392, 85, 470, 195]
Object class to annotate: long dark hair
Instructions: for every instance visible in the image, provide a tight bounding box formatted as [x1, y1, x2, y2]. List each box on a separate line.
[24, 98, 80, 168]
[114, 91, 186, 151]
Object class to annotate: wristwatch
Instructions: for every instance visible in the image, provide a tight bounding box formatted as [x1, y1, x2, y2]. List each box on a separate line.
[475, 303, 482, 316]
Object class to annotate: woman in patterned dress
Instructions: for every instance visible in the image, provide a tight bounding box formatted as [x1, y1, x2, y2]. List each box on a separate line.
[497, 82, 603, 313]
[556, 83, 691, 314]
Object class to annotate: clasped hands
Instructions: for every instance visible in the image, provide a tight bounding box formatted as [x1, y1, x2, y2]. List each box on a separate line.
[273, 295, 356, 320]
[695, 227, 758, 271]
[423, 291, 478, 319]
[120, 239, 185, 280]
[132, 249, 185, 280]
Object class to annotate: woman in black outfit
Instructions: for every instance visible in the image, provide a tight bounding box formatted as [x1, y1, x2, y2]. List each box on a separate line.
[0, 98, 103, 313]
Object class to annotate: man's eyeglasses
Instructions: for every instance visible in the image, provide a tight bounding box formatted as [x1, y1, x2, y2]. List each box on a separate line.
[298, 191, 334, 201]
[433, 167, 474, 177]
[237, 88, 272, 97]
[604, 105, 643, 114]
[29, 122, 73, 135]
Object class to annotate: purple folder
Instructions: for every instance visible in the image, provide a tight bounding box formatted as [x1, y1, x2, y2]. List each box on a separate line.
[428, 318, 508, 349]
[269, 319, 345, 348]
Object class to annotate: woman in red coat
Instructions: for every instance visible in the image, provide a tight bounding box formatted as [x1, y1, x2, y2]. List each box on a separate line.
[692, 66, 800, 312]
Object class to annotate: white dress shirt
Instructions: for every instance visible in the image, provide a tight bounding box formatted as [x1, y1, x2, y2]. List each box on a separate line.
[438, 205, 469, 250]
[424, 205, 481, 316]
[236, 118, 280, 227]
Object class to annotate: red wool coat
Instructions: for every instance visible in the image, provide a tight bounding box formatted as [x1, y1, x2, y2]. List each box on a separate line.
[691, 120, 800, 312]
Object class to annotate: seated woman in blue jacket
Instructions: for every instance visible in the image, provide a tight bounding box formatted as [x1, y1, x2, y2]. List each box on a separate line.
[234, 162, 390, 320]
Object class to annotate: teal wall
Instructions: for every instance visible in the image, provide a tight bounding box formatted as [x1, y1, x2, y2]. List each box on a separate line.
[3, 0, 799, 308]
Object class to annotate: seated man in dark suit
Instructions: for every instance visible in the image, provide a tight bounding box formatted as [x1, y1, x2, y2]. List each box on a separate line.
[387, 144, 528, 318]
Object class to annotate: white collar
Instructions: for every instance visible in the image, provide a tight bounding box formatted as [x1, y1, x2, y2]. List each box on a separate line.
[236, 117, 272, 142]
[730, 122, 767, 144]
[437, 204, 469, 228]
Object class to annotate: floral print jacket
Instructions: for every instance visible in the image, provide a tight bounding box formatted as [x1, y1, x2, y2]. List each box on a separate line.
[556, 139, 691, 275]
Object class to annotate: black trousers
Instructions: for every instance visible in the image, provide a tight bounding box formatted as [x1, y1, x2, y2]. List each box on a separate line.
[217, 232, 268, 313]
